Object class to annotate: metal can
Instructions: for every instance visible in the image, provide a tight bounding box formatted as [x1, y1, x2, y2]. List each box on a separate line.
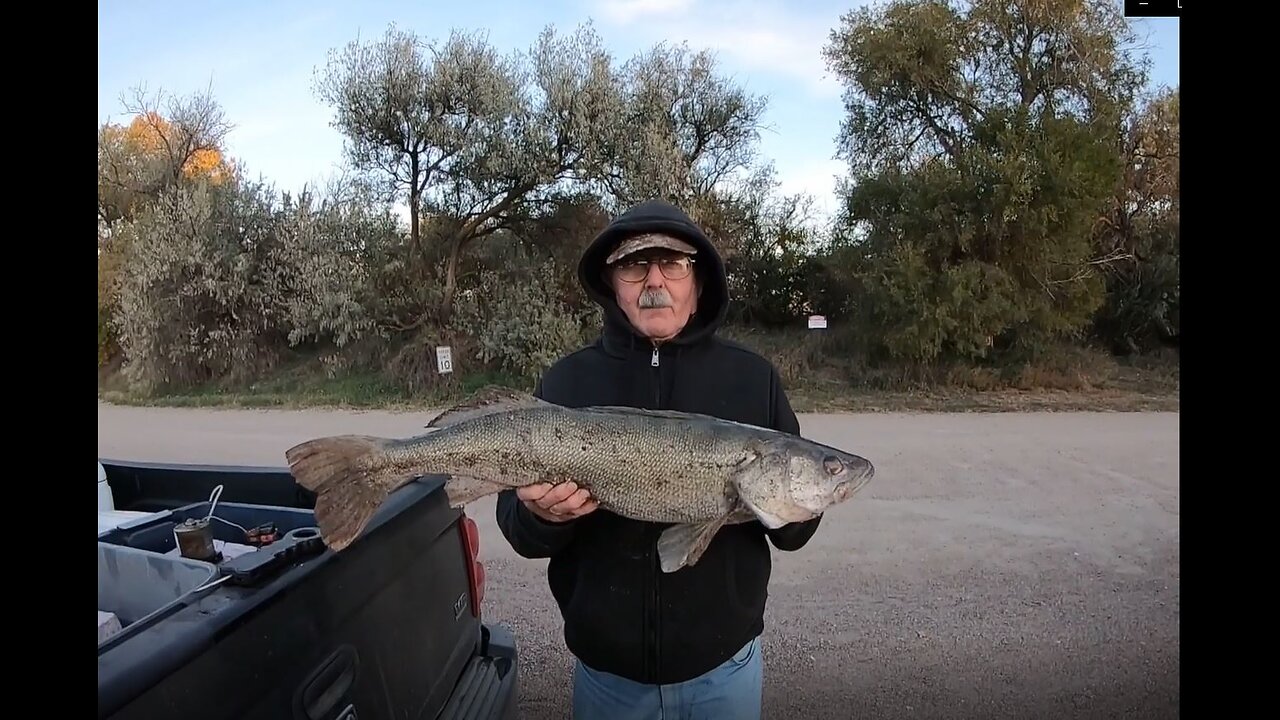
[174, 517, 219, 562]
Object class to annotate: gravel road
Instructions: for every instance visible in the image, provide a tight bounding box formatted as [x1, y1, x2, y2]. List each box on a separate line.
[98, 403, 1180, 719]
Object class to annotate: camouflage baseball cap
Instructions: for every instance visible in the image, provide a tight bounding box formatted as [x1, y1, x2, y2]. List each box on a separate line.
[605, 232, 699, 265]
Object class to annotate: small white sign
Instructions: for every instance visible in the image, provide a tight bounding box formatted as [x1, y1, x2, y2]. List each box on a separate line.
[808, 315, 828, 330]
[436, 346, 453, 374]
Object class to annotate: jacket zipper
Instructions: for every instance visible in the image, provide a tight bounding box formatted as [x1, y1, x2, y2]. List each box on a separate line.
[650, 342, 662, 682]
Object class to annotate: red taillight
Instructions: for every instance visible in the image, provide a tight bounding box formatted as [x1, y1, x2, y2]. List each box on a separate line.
[460, 513, 485, 617]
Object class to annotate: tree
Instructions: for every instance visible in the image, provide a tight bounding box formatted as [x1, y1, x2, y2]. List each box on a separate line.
[822, 0, 1150, 362]
[314, 25, 514, 268]
[97, 85, 234, 227]
[420, 22, 624, 319]
[314, 22, 626, 319]
[696, 164, 822, 325]
[590, 42, 770, 219]
[1091, 86, 1179, 353]
[315, 23, 774, 322]
[97, 86, 234, 366]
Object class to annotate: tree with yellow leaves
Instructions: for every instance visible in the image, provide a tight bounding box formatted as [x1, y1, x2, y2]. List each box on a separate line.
[98, 85, 235, 226]
[98, 85, 236, 366]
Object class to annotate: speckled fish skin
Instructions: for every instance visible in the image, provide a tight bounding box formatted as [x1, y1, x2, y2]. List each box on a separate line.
[285, 388, 875, 570]
[391, 404, 758, 523]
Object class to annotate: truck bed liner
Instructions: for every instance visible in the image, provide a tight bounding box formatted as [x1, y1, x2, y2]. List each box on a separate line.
[97, 461, 518, 720]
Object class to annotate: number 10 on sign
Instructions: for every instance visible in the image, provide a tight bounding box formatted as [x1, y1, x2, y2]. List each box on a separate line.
[436, 346, 453, 374]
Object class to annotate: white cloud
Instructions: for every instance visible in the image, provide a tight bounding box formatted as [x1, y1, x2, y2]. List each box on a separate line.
[590, 0, 857, 99]
[674, 21, 843, 99]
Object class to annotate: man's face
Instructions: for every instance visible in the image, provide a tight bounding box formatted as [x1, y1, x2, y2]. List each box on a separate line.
[610, 250, 699, 342]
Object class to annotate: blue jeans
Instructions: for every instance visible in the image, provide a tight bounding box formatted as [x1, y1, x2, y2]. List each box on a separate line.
[571, 635, 763, 720]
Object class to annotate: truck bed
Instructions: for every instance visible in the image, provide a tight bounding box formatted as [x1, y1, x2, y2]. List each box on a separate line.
[97, 458, 518, 720]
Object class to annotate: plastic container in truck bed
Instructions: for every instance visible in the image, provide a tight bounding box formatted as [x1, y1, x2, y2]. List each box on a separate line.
[97, 543, 219, 649]
[96, 458, 519, 720]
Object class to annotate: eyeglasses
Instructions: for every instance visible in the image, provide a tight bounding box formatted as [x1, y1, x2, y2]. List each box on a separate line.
[613, 257, 696, 283]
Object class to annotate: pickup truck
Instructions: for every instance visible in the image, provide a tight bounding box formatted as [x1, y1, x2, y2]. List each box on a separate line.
[96, 456, 520, 720]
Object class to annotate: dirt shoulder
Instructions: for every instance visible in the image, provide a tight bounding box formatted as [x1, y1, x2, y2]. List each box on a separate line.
[97, 404, 1180, 719]
[98, 385, 1178, 414]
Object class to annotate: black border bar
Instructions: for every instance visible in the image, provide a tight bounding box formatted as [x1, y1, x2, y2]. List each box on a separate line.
[1124, 0, 1181, 17]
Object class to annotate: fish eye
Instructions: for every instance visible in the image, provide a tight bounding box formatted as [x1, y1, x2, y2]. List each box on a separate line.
[822, 456, 844, 475]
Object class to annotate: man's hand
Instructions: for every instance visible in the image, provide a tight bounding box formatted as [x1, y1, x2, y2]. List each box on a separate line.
[517, 481, 599, 523]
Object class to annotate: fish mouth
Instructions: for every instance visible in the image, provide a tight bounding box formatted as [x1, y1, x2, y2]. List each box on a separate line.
[832, 463, 875, 502]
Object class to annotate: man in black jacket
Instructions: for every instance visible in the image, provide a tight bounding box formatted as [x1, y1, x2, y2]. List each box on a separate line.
[494, 199, 822, 719]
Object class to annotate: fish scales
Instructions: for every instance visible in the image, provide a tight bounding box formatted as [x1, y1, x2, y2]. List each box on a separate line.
[382, 405, 750, 524]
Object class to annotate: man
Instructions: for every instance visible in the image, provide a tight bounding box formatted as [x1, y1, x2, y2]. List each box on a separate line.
[494, 199, 822, 719]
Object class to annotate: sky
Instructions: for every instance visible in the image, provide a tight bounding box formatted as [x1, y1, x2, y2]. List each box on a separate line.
[98, 0, 1180, 225]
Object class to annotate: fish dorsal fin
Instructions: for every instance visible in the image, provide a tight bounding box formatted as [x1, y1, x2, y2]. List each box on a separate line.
[584, 405, 776, 433]
[587, 405, 706, 420]
[426, 385, 550, 428]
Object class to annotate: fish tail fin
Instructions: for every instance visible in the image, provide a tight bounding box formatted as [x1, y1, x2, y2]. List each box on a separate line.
[285, 435, 402, 552]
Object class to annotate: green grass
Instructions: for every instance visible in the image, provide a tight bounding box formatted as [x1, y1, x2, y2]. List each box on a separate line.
[97, 356, 531, 410]
[99, 338, 1178, 414]
[99, 371, 412, 409]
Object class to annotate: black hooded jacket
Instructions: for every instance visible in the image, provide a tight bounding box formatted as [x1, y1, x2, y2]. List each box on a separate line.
[494, 199, 822, 684]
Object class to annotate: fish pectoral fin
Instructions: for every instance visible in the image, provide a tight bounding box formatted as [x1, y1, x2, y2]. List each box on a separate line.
[657, 511, 734, 573]
[426, 386, 552, 428]
[443, 475, 508, 506]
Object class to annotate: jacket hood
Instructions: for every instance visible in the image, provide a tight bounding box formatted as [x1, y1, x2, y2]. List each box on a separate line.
[578, 199, 729, 349]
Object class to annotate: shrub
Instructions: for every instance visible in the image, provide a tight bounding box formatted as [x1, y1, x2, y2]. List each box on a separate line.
[451, 260, 592, 383]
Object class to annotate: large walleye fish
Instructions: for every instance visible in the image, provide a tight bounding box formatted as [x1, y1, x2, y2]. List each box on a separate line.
[285, 388, 875, 572]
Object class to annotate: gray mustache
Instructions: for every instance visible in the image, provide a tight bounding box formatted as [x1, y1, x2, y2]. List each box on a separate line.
[639, 289, 673, 308]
